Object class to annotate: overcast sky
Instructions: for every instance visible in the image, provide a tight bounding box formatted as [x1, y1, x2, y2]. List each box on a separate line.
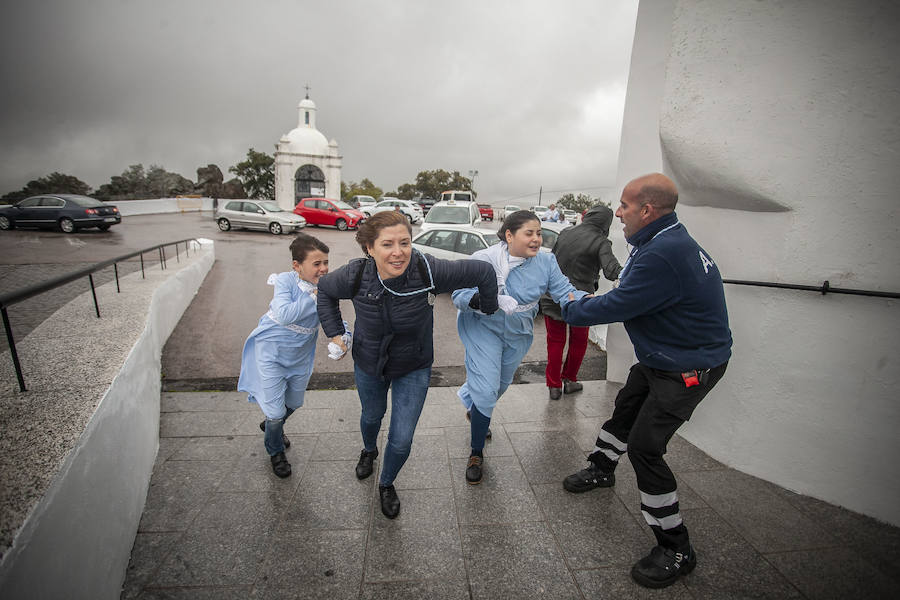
[0, 0, 638, 206]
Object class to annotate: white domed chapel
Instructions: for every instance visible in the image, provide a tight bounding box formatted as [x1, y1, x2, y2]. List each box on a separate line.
[274, 94, 342, 210]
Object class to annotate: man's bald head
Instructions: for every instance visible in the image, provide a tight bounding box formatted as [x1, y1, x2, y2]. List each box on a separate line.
[627, 173, 678, 214]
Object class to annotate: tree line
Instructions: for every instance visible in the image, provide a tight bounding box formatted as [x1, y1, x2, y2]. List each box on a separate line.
[2, 148, 606, 212]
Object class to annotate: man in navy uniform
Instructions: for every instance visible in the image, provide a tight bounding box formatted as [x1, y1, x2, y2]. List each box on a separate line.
[561, 172, 732, 589]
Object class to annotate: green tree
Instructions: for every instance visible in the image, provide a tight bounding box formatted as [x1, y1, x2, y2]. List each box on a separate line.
[342, 178, 383, 202]
[406, 169, 473, 200]
[558, 192, 597, 213]
[229, 148, 274, 200]
[1, 172, 92, 202]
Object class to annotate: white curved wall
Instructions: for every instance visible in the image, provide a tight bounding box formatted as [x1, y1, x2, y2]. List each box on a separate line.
[614, 0, 900, 525]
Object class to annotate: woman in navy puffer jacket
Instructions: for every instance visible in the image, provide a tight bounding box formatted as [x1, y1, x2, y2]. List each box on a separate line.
[317, 211, 498, 519]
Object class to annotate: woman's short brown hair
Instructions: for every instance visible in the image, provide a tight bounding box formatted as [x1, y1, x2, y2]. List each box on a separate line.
[355, 210, 412, 254]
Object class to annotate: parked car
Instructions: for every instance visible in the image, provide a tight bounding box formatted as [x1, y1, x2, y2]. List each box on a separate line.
[293, 197, 365, 230]
[412, 226, 501, 261]
[420, 199, 482, 232]
[562, 209, 578, 224]
[0, 194, 121, 233]
[416, 197, 437, 214]
[539, 221, 571, 252]
[439, 190, 475, 204]
[477, 204, 495, 221]
[530, 205, 550, 220]
[349, 195, 377, 209]
[362, 199, 424, 224]
[217, 200, 306, 235]
[501, 204, 522, 220]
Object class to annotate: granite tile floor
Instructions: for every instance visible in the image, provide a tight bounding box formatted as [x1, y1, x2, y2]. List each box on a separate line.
[123, 382, 900, 599]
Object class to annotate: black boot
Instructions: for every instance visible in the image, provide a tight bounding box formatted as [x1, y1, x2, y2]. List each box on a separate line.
[563, 379, 583, 394]
[631, 545, 696, 588]
[563, 461, 615, 493]
[378, 484, 400, 519]
[355, 448, 378, 480]
[270, 451, 291, 478]
[465, 455, 483, 485]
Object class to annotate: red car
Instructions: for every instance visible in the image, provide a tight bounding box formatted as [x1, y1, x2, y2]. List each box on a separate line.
[293, 197, 365, 231]
[477, 203, 494, 221]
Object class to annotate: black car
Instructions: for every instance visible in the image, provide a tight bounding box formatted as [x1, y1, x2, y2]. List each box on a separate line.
[0, 194, 121, 233]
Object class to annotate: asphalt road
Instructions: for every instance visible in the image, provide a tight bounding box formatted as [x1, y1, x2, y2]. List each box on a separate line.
[0, 211, 605, 390]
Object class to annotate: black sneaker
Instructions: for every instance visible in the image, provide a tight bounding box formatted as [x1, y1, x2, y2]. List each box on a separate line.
[378, 484, 400, 519]
[270, 451, 291, 478]
[465, 455, 483, 485]
[355, 448, 378, 480]
[465, 410, 492, 440]
[549, 387, 562, 400]
[563, 462, 615, 493]
[631, 545, 697, 588]
[563, 379, 583, 394]
[259, 420, 291, 449]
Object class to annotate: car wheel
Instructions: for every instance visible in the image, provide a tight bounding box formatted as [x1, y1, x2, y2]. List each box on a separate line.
[0, 216, 12, 230]
[217, 218, 231, 231]
[98, 224, 111, 231]
[406, 213, 413, 224]
[335, 218, 348, 231]
[269, 222, 283, 235]
[59, 217, 75, 233]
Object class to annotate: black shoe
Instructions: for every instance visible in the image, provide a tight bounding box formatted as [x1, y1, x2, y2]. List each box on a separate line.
[355, 448, 378, 480]
[465, 455, 483, 485]
[563, 379, 583, 394]
[631, 545, 697, 589]
[563, 462, 615, 493]
[270, 451, 292, 478]
[465, 410, 492, 440]
[378, 484, 400, 519]
[549, 387, 562, 400]
[259, 420, 291, 449]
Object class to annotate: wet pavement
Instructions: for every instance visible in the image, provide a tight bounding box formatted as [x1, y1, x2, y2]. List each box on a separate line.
[123, 383, 900, 599]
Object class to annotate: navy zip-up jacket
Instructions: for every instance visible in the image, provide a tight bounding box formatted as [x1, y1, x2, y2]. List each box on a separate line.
[561, 212, 732, 371]
[317, 251, 498, 379]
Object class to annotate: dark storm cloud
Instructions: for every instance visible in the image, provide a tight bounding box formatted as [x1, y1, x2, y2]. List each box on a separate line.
[0, 0, 638, 205]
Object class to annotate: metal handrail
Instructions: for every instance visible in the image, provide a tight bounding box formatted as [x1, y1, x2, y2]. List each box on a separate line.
[722, 279, 900, 299]
[1, 238, 202, 392]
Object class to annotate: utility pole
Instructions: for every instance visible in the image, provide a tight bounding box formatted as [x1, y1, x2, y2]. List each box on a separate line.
[538, 186, 542, 206]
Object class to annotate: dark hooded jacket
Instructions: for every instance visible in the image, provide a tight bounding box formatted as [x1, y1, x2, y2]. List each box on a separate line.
[539, 204, 622, 321]
[317, 250, 498, 379]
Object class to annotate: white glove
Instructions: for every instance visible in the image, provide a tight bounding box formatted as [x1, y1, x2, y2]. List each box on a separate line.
[497, 294, 519, 315]
[327, 330, 353, 360]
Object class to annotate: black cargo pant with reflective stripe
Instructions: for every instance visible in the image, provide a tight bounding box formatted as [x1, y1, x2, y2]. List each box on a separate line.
[589, 361, 728, 550]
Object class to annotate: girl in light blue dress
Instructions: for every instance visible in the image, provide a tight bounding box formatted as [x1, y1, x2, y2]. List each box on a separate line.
[238, 233, 345, 478]
[452, 210, 587, 484]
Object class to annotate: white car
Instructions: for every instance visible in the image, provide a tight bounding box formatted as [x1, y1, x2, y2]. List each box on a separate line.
[562, 209, 578, 224]
[362, 199, 424, 224]
[539, 221, 571, 252]
[412, 226, 501, 260]
[420, 199, 482, 232]
[531, 205, 550, 219]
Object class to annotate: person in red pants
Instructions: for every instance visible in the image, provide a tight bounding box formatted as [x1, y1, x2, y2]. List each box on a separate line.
[539, 204, 621, 399]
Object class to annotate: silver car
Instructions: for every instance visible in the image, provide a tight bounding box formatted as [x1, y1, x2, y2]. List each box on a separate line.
[216, 200, 306, 235]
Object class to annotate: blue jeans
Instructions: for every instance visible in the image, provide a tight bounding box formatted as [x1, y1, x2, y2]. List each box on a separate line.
[354, 364, 431, 486]
[264, 407, 295, 456]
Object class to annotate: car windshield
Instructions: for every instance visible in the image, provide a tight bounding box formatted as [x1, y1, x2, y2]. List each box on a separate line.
[426, 206, 470, 224]
[258, 201, 284, 212]
[485, 235, 501, 246]
[332, 200, 354, 210]
[67, 196, 105, 208]
[505, 205, 521, 212]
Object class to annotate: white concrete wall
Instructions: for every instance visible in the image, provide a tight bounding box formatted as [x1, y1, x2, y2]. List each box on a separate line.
[114, 197, 214, 216]
[0, 241, 214, 599]
[614, 0, 900, 525]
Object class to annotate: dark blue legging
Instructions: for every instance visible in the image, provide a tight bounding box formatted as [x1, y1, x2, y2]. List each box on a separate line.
[469, 405, 491, 453]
